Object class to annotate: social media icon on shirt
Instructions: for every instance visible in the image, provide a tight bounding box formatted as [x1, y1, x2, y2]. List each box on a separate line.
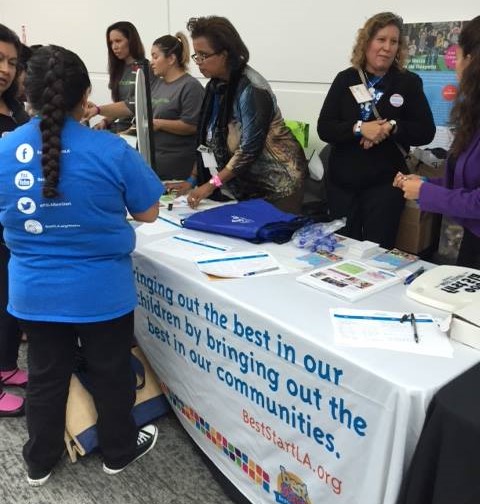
[17, 197, 36, 215]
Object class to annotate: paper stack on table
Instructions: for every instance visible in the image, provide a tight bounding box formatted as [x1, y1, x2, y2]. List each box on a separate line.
[330, 308, 453, 357]
[196, 250, 287, 278]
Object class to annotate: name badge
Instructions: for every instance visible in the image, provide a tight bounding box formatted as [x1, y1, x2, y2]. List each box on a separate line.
[349, 84, 373, 104]
[201, 152, 218, 170]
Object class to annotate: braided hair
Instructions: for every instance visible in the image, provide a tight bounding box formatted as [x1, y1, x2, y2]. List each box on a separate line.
[25, 45, 91, 198]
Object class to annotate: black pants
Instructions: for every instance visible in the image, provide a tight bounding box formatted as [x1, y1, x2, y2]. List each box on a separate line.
[457, 227, 480, 269]
[327, 180, 405, 249]
[0, 241, 21, 371]
[19, 312, 137, 473]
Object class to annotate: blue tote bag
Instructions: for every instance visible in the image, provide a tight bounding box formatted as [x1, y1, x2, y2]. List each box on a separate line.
[181, 199, 311, 244]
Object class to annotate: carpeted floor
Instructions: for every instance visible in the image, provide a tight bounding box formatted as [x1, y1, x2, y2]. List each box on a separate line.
[0, 344, 245, 504]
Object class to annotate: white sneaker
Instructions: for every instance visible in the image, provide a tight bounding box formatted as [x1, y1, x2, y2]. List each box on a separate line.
[103, 424, 158, 475]
[27, 468, 52, 486]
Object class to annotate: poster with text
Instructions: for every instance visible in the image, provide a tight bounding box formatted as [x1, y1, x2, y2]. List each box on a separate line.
[404, 20, 466, 150]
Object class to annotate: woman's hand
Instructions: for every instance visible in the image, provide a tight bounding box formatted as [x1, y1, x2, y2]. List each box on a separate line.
[84, 102, 100, 121]
[164, 181, 193, 196]
[361, 119, 392, 145]
[93, 118, 109, 130]
[393, 172, 422, 188]
[187, 183, 215, 209]
[360, 138, 375, 150]
[393, 172, 424, 199]
[402, 178, 424, 200]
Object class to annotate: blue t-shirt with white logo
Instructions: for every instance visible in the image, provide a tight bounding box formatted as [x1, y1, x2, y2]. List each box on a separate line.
[0, 117, 164, 322]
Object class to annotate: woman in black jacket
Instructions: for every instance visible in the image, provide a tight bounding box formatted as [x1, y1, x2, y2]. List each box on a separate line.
[318, 12, 435, 248]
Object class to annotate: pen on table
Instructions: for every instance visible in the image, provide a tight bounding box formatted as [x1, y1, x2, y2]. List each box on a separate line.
[410, 313, 419, 343]
[243, 266, 280, 277]
[403, 266, 426, 285]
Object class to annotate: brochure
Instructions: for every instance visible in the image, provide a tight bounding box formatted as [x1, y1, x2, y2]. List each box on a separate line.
[296, 260, 402, 302]
[367, 248, 419, 270]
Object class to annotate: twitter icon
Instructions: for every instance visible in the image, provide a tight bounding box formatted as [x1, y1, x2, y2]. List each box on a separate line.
[17, 197, 36, 215]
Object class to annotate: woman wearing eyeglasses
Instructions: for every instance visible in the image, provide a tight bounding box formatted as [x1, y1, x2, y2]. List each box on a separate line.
[85, 21, 148, 133]
[149, 32, 204, 184]
[184, 16, 307, 214]
[318, 12, 435, 248]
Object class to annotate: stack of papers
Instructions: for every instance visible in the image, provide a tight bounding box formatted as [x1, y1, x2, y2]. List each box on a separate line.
[330, 308, 452, 357]
[144, 234, 232, 260]
[367, 248, 419, 270]
[196, 250, 287, 278]
[347, 240, 380, 259]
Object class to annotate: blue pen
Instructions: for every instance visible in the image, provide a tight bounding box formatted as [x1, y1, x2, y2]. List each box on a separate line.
[403, 266, 425, 285]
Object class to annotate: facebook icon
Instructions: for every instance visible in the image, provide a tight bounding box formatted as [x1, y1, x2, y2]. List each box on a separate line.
[16, 143, 34, 164]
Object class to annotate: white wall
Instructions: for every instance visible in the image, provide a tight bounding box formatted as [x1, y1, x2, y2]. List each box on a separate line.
[1, 0, 478, 150]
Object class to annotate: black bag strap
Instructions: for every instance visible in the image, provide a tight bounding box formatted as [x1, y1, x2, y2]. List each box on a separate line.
[357, 68, 409, 159]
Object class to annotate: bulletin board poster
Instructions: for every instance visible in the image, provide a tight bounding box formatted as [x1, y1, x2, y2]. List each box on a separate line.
[404, 21, 465, 140]
[132, 252, 416, 504]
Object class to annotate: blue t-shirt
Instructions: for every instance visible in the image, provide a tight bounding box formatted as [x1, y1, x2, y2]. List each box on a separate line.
[0, 117, 164, 322]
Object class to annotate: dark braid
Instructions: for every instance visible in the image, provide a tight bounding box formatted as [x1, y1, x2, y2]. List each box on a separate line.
[25, 45, 91, 199]
[40, 50, 65, 198]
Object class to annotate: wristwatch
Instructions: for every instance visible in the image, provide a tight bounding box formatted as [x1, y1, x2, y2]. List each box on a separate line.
[354, 120, 363, 138]
[388, 119, 397, 133]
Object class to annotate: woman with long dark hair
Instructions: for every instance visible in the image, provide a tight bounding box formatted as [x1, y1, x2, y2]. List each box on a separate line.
[0, 44, 163, 485]
[184, 16, 307, 214]
[395, 15, 480, 268]
[0, 23, 29, 417]
[86, 21, 147, 132]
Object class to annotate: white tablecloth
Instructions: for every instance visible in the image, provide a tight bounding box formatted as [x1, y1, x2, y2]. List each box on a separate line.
[132, 212, 480, 504]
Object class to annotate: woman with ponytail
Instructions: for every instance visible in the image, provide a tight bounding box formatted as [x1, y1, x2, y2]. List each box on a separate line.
[149, 31, 204, 184]
[0, 45, 164, 485]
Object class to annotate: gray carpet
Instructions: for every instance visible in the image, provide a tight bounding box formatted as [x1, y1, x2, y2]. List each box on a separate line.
[0, 344, 241, 504]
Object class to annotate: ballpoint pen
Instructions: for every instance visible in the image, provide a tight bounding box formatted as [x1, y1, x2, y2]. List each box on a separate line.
[403, 266, 426, 285]
[243, 266, 280, 276]
[410, 313, 419, 343]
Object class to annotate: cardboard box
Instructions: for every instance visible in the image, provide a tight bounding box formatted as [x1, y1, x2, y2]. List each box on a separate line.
[395, 200, 436, 254]
[450, 303, 480, 350]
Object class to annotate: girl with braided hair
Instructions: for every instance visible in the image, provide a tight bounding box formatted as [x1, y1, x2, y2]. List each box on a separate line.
[0, 45, 164, 485]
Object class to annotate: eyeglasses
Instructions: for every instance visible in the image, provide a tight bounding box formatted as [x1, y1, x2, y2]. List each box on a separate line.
[191, 52, 219, 63]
